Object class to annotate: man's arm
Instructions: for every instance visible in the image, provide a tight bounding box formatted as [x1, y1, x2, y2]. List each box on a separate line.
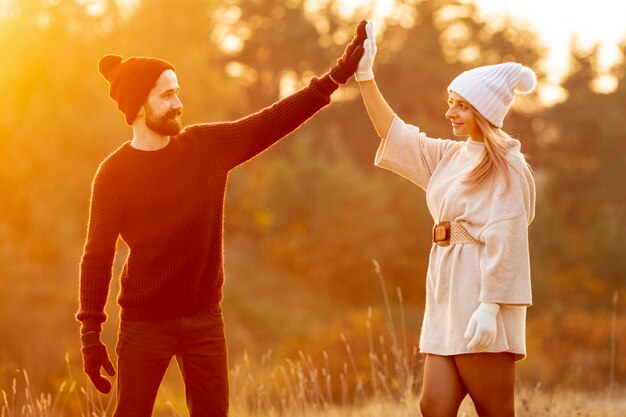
[76, 166, 120, 334]
[188, 20, 367, 171]
[76, 164, 120, 394]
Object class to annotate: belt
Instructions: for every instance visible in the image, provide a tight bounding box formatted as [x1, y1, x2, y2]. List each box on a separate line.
[432, 221, 480, 246]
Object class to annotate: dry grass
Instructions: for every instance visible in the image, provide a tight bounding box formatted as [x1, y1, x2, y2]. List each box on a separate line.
[2, 367, 625, 417]
[1, 343, 625, 417]
[2, 263, 622, 417]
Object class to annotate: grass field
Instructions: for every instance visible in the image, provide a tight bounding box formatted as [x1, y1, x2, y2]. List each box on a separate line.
[2, 252, 622, 417]
[2, 362, 625, 417]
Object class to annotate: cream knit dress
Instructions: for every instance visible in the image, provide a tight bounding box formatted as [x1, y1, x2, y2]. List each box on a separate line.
[375, 116, 536, 361]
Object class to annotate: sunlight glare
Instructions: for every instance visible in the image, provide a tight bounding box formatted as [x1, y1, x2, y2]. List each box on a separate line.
[0, 0, 15, 20]
[304, 0, 393, 19]
[467, 0, 626, 88]
[222, 34, 243, 54]
[44, 0, 626, 93]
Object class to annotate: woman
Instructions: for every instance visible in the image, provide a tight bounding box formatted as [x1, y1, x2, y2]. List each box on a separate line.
[356, 22, 536, 417]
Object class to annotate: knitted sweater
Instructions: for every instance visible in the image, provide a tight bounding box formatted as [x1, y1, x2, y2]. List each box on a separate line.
[375, 115, 535, 361]
[77, 74, 338, 334]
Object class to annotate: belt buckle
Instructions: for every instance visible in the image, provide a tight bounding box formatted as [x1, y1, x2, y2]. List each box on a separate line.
[432, 221, 451, 246]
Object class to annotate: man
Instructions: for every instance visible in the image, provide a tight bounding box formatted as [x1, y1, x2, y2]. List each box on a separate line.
[77, 20, 366, 416]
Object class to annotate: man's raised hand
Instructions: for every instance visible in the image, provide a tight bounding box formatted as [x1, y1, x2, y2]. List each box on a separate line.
[329, 19, 367, 84]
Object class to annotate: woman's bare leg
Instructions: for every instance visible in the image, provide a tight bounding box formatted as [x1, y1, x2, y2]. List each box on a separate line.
[419, 354, 468, 417]
[454, 352, 515, 417]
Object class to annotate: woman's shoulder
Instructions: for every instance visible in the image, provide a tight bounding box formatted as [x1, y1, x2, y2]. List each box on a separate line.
[503, 139, 532, 177]
[492, 140, 536, 219]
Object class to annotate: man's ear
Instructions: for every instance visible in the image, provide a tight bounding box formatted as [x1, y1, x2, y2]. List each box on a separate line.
[136, 105, 146, 119]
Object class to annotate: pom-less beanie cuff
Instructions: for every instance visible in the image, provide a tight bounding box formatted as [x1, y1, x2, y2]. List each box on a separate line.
[447, 62, 537, 128]
[98, 54, 175, 125]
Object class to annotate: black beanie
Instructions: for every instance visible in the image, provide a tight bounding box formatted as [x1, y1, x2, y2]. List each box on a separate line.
[98, 54, 175, 125]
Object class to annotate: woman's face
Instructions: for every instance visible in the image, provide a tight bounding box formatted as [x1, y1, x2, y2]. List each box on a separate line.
[445, 91, 484, 141]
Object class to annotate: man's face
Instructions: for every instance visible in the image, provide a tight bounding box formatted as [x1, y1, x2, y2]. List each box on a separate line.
[143, 69, 183, 136]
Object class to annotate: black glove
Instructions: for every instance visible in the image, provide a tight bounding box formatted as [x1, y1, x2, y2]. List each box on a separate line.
[329, 19, 367, 84]
[81, 331, 116, 394]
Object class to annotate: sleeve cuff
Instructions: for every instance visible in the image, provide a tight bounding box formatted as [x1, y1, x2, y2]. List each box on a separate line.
[374, 115, 401, 166]
[80, 331, 102, 348]
[314, 73, 340, 97]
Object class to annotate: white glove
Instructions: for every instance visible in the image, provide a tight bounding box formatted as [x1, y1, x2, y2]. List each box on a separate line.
[356, 20, 377, 81]
[464, 302, 500, 351]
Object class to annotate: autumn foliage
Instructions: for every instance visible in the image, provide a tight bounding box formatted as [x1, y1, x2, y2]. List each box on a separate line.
[0, 0, 624, 401]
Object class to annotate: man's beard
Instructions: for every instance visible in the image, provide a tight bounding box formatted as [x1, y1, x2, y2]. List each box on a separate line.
[145, 107, 183, 136]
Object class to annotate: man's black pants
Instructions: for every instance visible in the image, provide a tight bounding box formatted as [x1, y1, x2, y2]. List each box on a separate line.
[113, 304, 229, 417]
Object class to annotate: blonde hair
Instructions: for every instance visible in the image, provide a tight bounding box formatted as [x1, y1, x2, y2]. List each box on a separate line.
[463, 109, 517, 189]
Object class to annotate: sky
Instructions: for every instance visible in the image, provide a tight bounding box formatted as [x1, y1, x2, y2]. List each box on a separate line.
[347, 0, 625, 95]
[63, 0, 626, 96]
[81, 0, 626, 80]
[468, 0, 626, 92]
[332, 0, 625, 102]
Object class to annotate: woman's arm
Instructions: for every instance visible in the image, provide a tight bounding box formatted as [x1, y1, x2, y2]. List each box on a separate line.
[356, 21, 395, 140]
[356, 21, 459, 190]
[358, 79, 395, 139]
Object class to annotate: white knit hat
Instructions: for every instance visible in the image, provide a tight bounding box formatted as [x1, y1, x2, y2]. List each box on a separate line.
[447, 62, 537, 128]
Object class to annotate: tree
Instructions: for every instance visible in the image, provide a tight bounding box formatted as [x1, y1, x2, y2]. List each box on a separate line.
[539, 42, 626, 305]
[0, 0, 239, 389]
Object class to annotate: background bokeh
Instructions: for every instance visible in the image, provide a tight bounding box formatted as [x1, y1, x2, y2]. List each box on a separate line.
[0, 0, 625, 412]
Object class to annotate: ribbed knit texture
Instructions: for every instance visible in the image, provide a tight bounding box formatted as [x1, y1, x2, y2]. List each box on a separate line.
[77, 74, 338, 334]
[98, 55, 175, 125]
[447, 62, 537, 128]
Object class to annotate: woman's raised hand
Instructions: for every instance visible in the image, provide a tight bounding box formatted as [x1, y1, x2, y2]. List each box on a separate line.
[356, 20, 377, 82]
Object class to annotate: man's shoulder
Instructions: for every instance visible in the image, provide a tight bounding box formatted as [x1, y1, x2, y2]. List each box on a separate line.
[178, 123, 222, 140]
[176, 123, 233, 150]
[95, 142, 131, 176]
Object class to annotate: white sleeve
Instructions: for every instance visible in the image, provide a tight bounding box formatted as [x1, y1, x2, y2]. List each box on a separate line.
[477, 167, 535, 306]
[478, 213, 532, 306]
[374, 115, 457, 191]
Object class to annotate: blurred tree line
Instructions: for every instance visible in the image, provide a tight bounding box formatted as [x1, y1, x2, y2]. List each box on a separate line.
[0, 0, 624, 393]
